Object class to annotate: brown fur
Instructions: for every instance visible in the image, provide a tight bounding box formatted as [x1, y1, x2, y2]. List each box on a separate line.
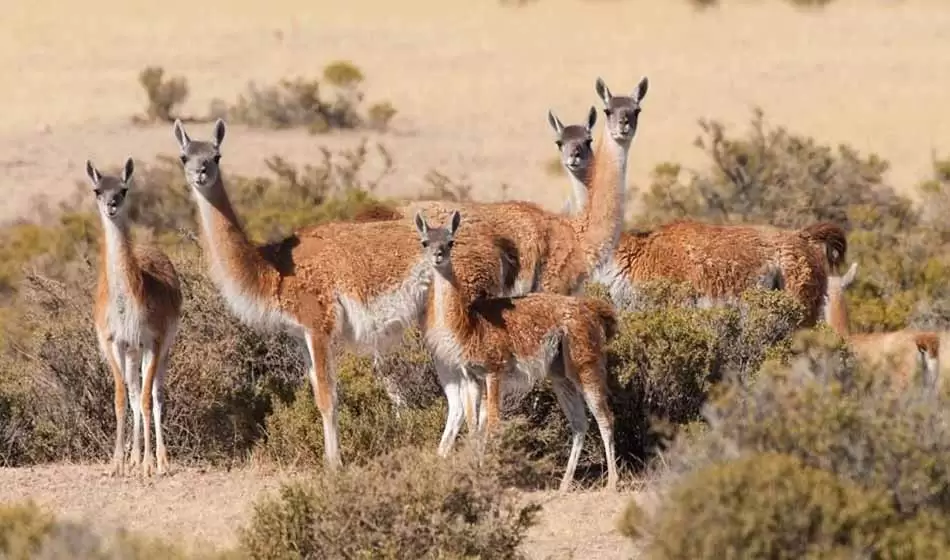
[418, 211, 618, 491]
[825, 263, 941, 389]
[608, 220, 828, 326]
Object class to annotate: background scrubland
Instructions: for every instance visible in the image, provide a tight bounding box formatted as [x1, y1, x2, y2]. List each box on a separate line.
[2, 0, 950, 558]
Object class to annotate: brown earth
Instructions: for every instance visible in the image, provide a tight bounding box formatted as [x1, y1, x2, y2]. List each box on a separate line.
[0, 465, 639, 559]
[2, 0, 950, 225]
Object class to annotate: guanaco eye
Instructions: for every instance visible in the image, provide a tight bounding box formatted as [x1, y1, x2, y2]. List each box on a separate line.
[604, 108, 613, 117]
[447, 240, 454, 248]
[212, 154, 222, 164]
[554, 140, 563, 149]
[421, 240, 429, 248]
[93, 188, 102, 197]
[179, 154, 188, 164]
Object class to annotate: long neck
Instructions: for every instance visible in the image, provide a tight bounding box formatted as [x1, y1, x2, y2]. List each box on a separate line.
[193, 175, 279, 302]
[825, 288, 851, 338]
[562, 168, 589, 217]
[431, 264, 475, 339]
[571, 128, 629, 270]
[100, 216, 142, 297]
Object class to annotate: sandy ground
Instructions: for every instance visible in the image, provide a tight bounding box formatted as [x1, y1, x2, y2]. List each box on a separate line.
[2, 0, 950, 225]
[0, 465, 639, 559]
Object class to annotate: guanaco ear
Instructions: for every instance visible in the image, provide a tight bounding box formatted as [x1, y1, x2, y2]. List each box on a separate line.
[414, 211, 428, 238]
[85, 160, 102, 186]
[449, 210, 461, 236]
[547, 110, 564, 136]
[841, 262, 858, 290]
[173, 119, 191, 151]
[121, 157, 135, 184]
[633, 76, 649, 102]
[586, 106, 597, 132]
[212, 118, 227, 149]
[595, 77, 612, 106]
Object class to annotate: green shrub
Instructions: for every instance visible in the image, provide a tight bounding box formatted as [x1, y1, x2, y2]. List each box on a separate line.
[239, 447, 539, 560]
[211, 61, 396, 133]
[626, 331, 950, 558]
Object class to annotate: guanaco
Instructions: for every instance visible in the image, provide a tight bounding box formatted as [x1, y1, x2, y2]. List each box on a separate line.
[88, 158, 182, 477]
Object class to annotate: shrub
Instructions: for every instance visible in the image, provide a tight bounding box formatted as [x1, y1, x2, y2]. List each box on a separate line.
[239, 446, 540, 560]
[626, 331, 950, 558]
[211, 61, 396, 133]
[135, 66, 189, 124]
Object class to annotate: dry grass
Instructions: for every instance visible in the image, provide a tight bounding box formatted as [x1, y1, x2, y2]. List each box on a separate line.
[0, 465, 638, 559]
[2, 0, 950, 224]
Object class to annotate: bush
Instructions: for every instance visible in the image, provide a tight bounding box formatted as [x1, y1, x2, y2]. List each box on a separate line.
[135, 66, 189, 124]
[211, 61, 397, 133]
[625, 331, 950, 558]
[239, 446, 540, 560]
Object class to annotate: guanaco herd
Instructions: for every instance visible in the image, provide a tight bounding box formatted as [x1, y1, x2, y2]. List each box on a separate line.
[86, 75, 942, 491]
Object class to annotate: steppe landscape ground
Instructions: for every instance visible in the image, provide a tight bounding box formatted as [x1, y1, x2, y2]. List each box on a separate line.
[2, 0, 950, 557]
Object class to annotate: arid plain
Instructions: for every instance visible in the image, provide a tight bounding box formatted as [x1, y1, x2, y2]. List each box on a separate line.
[2, 0, 949, 557]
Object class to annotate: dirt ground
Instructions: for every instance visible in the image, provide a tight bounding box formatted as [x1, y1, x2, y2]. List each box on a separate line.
[0, 465, 639, 559]
[2, 0, 950, 225]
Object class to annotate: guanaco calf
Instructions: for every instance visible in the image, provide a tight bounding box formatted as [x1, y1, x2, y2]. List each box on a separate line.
[824, 262, 940, 389]
[88, 158, 183, 477]
[415, 210, 620, 492]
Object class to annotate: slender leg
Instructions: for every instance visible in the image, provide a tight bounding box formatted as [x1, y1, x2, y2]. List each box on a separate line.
[154, 321, 177, 475]
[435, 359, 465, 457]
[480, 373, 502, 434]
[305, 331, 341, 470]
[576, 363, 618, 492]
[101, 334, 127, 477]
[140, 335, 164, 477]
[550, 371, 589, 493]
[121, 343, 144, 469]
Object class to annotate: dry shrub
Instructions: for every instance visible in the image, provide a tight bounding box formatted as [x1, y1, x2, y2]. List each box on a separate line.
[257, 350, 445, 468]
[135, 66, 190, 124]
[624, 330, 950, 558]
[0, 501, 232, 560]
[211, 60, 397, 133]
[239, 446, 540, 560]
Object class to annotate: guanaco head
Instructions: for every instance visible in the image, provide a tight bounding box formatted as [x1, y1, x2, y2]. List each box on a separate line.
[414, 210, 461, 274]
[547, 107, 597, 181]
[173, 118, 226, 193]
[823, 261, 858, 328]
[594, 76, 649, 146]
[86, 158, 135, 221]
[913, 332, 940, 389]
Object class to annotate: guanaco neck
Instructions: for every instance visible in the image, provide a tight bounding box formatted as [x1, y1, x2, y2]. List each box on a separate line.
[99, 216, 143, 300]
[564, 167, 589, 217]
[825, 287, 851, 338]
[192, 174, 279, 302]
[430, 264, 476, 341]
[570, 128, 628, 270]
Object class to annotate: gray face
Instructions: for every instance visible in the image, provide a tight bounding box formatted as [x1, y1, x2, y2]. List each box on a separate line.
[173, 119, 226, 192]
[595, 76, 649, 145]
[414, 210, 461, 272]
[86, 158, 134, 221]
[548, 107, 596, 178]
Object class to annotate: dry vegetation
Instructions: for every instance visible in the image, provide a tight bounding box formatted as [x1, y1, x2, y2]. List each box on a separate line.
[3, 1, 950, 558]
